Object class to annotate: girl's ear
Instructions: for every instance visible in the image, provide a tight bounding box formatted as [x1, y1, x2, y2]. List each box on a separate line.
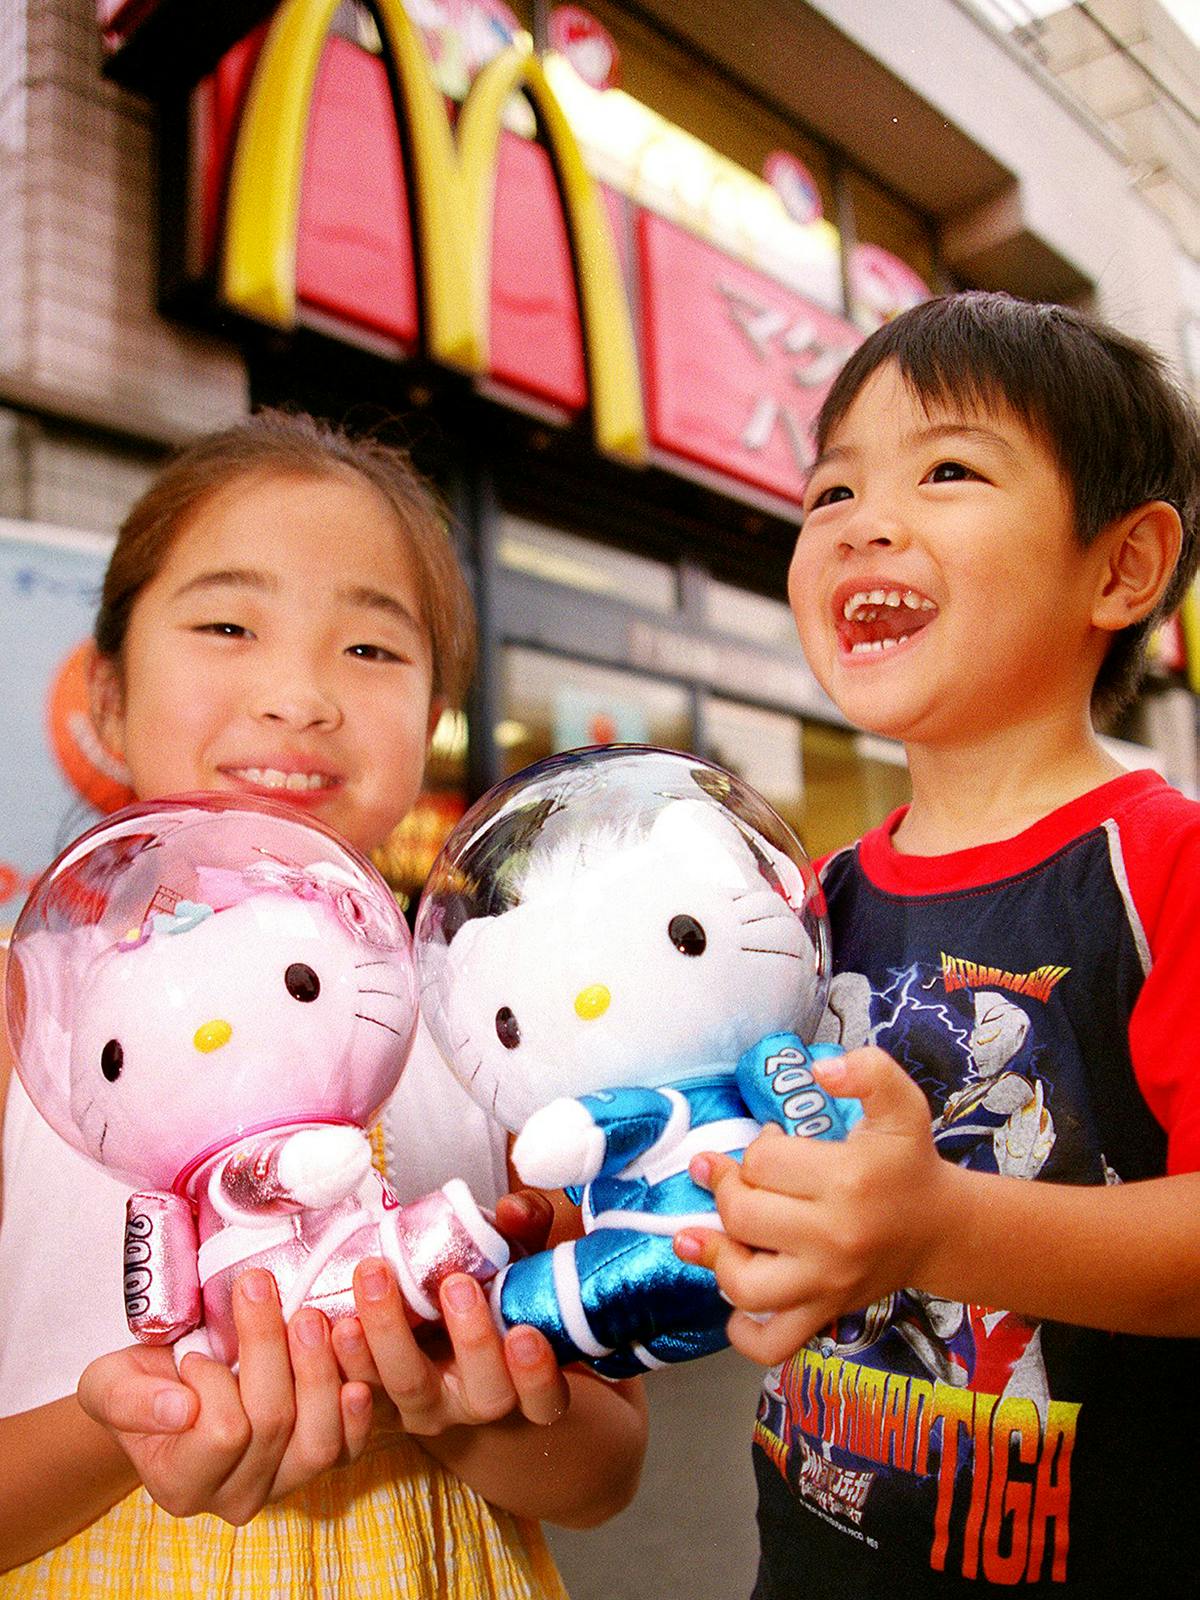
[87, 646, 127, 760]
[1093, 501, 1184, 634]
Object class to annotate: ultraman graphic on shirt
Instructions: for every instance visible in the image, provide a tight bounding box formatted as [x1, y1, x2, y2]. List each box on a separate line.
[759, 950, 1108, 1586]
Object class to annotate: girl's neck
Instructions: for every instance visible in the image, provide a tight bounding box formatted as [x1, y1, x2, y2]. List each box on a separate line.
[893, 709, 1127, 856]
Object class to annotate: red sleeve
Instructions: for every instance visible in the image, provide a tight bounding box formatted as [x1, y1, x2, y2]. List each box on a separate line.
[1122, 791, 1200, 1174]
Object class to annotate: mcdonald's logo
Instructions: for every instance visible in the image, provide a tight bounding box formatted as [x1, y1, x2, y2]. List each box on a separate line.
[218, 0, 646, 462]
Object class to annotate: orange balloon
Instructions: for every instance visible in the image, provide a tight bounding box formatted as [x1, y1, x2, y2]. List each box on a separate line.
[45, 640, 135, 815]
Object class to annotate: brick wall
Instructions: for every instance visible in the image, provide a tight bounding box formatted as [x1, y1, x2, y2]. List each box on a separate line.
[0, 0, 246, 471]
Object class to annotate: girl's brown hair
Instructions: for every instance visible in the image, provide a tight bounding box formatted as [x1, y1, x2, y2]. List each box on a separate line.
[95, 409, 477, 706]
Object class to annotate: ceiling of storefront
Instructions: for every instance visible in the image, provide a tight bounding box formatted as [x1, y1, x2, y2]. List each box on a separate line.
[616, 0, 1013, 218]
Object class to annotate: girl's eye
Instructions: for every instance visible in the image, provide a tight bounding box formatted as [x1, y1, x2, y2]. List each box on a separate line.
[496, 1006, 521, 1049]
[808, 483, 853, 510]
[285, 963, 321, 1002]
[668, 914, 707, 956]
[346, 644, 403, 663]
[926, 461, 977, 483]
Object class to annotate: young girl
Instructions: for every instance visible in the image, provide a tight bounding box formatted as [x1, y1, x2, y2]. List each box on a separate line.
[0, 411, 647, 1597]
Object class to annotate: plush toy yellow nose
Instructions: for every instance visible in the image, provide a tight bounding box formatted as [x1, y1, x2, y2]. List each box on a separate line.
[194, 1019, 233, 1053]
[574, 984, 611, 1021]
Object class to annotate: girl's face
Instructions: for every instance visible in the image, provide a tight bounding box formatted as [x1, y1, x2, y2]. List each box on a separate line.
[94, 471, 441, 855]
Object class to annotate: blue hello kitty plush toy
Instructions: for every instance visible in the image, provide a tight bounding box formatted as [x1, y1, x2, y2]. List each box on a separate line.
[416, 746, 862, 1379]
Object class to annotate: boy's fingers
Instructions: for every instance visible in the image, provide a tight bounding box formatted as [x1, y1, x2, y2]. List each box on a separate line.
[503, 1325, 569, 1427]
[675, 1229, 815, 1313]
[687, 1149, 740, 1192]
[726, 1305, 825, 1368]
[821, 1047, 929, 1132]
[77, 1345, 199, 1436]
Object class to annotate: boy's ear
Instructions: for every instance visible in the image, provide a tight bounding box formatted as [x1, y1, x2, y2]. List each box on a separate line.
[1092, 501, 1183, 634]
[426, 697, 447, 745]
[87, 646, 127, 760]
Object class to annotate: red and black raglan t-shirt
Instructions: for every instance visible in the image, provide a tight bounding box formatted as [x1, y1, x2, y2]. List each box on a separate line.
[752, 769, 1200, 1597]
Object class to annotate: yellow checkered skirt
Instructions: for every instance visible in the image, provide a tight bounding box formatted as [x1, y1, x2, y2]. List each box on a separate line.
[0, 1435, 567, 1599]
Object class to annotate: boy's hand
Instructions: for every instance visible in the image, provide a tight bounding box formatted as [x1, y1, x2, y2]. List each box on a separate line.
[77, 1269, 374, 1523]
[675, 1047, 951, 1366]
[336, 1259, 569, 1434]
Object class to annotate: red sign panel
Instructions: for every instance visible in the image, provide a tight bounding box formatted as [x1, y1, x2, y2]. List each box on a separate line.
[639, 211, 860, 504]
[294, 37, 420, 348]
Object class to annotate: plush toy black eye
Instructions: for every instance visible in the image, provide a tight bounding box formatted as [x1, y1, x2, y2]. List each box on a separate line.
[668, 914, 707, 956]
[285, 963, 321, 1002]
[496, 1006, 521, 1049]
[101, 1039, 123, 1082]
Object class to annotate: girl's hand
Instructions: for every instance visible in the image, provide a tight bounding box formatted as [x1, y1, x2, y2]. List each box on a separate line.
[77, 1269, 374, 1524]
[336, 1259, 569, 1435]
[675, 1047, 951, 1365]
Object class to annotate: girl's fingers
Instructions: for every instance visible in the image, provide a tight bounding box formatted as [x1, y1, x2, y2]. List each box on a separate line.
[330, 1314, 381, 1385]
[230, 1272, 296, 1458]
[339, 1381, 375, 1460]
[274, 1309, 346, 1489]
[494, 1189, 555, 1256]
[353, 1258, 446, 1432]
[503, 1325, 569, 1426]
[438, 1275, 515, 1423]
[77, 1344, 199, 1436]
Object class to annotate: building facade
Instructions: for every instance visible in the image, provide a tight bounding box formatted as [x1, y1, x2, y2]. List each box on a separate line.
[2, 0, 1197, 929]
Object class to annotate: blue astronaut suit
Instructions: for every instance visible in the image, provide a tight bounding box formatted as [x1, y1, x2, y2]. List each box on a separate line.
[493, 1033, 858, 1379]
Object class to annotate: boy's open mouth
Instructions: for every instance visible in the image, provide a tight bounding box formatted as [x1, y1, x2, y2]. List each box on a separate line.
[834, 586, 938, 656]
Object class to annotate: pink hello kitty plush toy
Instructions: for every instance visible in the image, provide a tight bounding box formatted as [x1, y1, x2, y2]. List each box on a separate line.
[5, 794, 507, 1366]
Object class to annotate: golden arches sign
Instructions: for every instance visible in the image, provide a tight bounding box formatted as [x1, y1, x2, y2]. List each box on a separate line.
[221, 0, 646, 462]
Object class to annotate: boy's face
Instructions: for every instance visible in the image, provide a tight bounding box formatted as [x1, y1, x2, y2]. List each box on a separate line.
[789, 361, 1113, 751]
[93, 471, 439, 856]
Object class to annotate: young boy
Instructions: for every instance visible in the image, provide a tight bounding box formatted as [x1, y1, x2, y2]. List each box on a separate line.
[675, 292, 1200, 1596]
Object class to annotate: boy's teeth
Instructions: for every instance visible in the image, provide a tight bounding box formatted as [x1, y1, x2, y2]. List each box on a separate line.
[850, 636, 913, 654]
[842, 588, 935, 621]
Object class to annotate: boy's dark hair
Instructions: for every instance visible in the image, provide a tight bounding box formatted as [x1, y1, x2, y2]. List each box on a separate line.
[815, 292, 1200, 721]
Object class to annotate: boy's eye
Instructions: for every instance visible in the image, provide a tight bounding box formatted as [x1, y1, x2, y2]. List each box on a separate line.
[196, 622, 251, 638]
[926, 461, 977, 483]
[808, 483, 853, 510]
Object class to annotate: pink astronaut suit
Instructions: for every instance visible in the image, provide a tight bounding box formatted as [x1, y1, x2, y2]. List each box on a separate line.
[6, 794, 507, 1366]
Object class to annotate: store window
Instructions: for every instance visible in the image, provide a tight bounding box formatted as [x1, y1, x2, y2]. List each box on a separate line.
[499, 514, 678, 611]
[706, 698, 805, 841]
[705, 580, 807, 655]
[372, 707, 469, 912]
[499, 645, 692, 775]
[800, 721, 909, 859]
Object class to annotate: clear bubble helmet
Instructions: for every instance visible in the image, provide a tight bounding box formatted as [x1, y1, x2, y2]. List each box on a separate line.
[415, 746, 859, 1379]
[7, 794, 418, 1188]
[417, 745, 833, 1127]
[6, 794, 507, 1363]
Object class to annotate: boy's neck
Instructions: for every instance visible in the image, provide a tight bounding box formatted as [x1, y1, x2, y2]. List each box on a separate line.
[894, 714, 1129, 856]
